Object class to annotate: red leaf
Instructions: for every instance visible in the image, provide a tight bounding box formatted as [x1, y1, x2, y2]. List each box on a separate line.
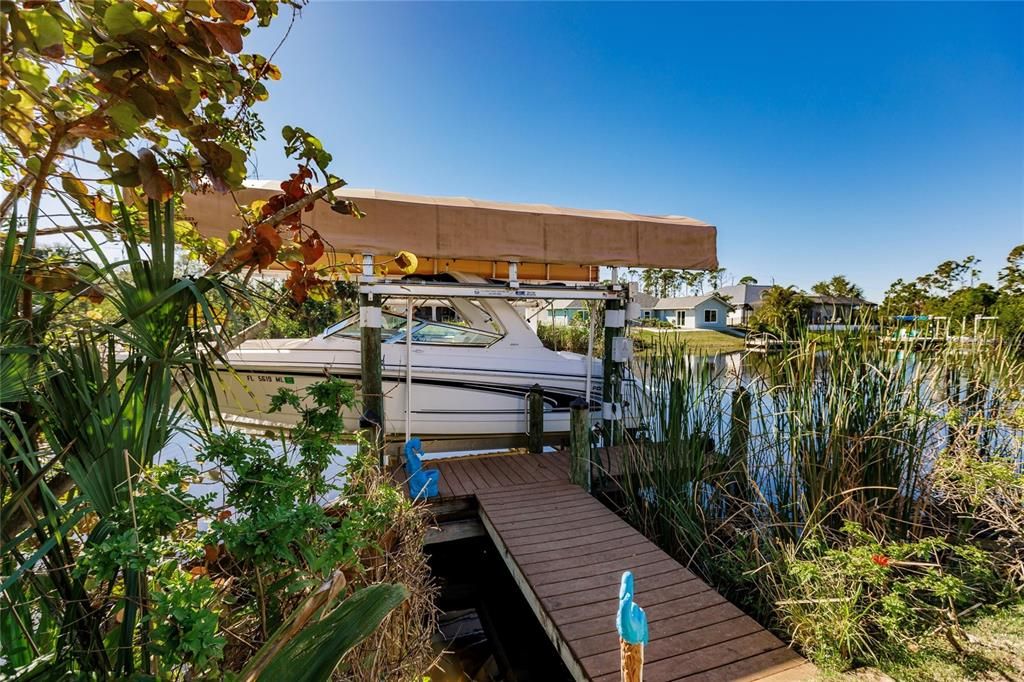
[301, 233, 324, 265]
[255, 224, 282, 249]
[137, 148, 174, 202]
[214, 0, 255, 24]
[200, 20, 242, 54]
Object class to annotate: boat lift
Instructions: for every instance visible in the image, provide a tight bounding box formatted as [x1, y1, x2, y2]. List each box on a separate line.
[355, 255, 641, 463]
[183, 184, 719, 460]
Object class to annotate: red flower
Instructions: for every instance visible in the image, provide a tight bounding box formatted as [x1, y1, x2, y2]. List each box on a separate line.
[871, 554, 891, 567]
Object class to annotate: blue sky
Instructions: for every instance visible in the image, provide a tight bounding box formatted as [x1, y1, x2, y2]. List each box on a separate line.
[246, 1, 1023, 301]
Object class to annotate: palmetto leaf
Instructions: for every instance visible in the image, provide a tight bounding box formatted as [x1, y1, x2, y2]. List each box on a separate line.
[244, 583, 408, 682]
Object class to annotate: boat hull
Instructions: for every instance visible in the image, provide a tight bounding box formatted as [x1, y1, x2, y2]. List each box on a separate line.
[210, 351, 637, 439]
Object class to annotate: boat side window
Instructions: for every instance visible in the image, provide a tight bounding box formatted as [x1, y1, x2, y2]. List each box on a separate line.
[405, 322, 501, 346]
[324, 312, 408, 341]
[325, 313, 500, 346]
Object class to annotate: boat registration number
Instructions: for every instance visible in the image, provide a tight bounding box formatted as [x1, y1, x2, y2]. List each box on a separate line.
[252, 374, 295, 385]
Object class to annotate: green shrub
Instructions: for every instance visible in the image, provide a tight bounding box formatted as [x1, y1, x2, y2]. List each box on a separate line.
[775, 522, 1002, 670]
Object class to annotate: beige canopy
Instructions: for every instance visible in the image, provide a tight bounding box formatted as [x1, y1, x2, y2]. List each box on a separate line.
[182, 183, 718, 281]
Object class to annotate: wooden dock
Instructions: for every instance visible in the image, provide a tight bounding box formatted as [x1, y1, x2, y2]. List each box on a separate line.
[417, 450, 816, 681]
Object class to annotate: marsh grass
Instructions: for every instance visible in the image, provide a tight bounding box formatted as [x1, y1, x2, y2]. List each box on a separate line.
[617, 330, 1024, 668]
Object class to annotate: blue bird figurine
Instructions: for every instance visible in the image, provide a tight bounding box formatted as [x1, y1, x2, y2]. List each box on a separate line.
[403, 437, 439, 499]
[617, 571, 649, 645]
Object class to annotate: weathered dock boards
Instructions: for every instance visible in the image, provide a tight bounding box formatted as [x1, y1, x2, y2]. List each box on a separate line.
[423, 451, 816, 681]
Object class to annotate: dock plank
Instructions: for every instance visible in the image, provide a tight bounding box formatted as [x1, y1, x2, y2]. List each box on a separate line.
[420, 450, 813, 681]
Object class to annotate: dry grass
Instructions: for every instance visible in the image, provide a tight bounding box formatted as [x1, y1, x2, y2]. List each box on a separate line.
[340, 470, 439, 682]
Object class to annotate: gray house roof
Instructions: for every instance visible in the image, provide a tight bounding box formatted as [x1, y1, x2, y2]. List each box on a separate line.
[716, 284, 772, 309]
[631, 290, 658, 308]
[649, 293, 735, 311]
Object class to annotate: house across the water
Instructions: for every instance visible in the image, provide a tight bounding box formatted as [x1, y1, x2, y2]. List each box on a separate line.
[536, 299, 588, 327]
[806, 294, 877, 325]
[716, 283, 772, 326]
[643, 293, 734, 329]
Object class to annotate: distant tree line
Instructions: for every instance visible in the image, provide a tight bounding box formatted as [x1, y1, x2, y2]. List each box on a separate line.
[637, 243, 1024, 345]
[881, 246, 1023, 340]
[636, 267, 749, 298]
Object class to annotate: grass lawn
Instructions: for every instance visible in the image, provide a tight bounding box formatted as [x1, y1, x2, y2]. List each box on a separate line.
[834, 603, 1024, 682]
[633, 329, 746, 354]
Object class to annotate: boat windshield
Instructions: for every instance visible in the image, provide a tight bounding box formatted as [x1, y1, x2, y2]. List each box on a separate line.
[323, 312, 502, 347]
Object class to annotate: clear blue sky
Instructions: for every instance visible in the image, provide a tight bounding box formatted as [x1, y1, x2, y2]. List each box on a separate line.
[246, 1, 1024, 301]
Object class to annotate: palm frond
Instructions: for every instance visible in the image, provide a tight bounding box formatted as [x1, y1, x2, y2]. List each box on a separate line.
[244, 583, 408, 682]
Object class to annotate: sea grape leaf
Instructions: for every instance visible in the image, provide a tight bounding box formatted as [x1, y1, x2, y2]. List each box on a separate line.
[138, 148, 174, 202]
[214, 0, 256, 24]
[201, 21, 243, 54]
[23, 8, 64, 59]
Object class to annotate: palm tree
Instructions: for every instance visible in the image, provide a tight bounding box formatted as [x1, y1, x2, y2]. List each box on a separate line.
[640, 268, 661, 295]
[708, 267, 727, 291]
[811, 275, 864, 299]
[750, 285, 812, 336]
[811, 275, 865, 322]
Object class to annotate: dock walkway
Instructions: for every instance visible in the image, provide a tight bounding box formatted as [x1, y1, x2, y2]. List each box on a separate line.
[420, 450, 816, 681]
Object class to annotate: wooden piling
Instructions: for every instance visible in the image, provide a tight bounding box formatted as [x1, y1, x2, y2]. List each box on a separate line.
[527, 384, 544, 454]
[727, 386, 752, 504]
[603, 298, 623, 445]
[570, 397, 590, 490]
[359, 291, 384, 464]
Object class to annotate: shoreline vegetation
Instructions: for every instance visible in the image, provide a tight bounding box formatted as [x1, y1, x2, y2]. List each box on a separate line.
[615, 331, 1024, 678]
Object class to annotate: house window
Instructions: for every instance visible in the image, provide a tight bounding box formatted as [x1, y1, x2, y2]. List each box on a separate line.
[704, 309, 718, 323]
[676, 311, 685, 326]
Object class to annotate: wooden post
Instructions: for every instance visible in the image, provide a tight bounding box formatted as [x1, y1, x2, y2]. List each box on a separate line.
[359, 290, 384, 466]
[528, 384, 544, 454]
[621, 641, 644, 682]
[726, 386, 752, 505]
[570, 397, 590, 490]
[603, 298, 624, 445]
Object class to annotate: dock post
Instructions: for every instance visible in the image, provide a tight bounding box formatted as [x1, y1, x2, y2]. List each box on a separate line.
[359, 255, 385, 466]
[603, 297, 624, 446]
[570, 397, 590, 491]
[727, 386, 752, 505]
[527, 384, 545, 454]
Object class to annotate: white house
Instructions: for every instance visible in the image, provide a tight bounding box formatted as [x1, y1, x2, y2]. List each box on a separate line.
[644, 293, 734, 330]
[535, 299, 589, 327]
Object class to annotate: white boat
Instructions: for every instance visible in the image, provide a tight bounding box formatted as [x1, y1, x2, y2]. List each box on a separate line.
[211, 273, 641, 444]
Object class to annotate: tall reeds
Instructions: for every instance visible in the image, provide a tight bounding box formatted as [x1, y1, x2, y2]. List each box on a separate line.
[618, 331, 1024, 617]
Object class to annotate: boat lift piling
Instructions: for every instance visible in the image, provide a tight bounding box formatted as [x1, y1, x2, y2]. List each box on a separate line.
[602, 268, 624, 447]
[359, 254, 385, 465]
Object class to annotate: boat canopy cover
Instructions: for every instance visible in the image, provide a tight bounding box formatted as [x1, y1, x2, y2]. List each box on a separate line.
[182, 183, 718, 281]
